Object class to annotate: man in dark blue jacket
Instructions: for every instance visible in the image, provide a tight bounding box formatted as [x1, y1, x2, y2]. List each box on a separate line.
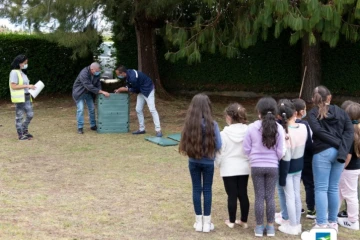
[73, 62, 110, 134]
[114, 65, 162, 137]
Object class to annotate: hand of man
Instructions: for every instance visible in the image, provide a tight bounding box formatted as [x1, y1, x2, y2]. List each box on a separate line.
[103, 91, 110, 97]
[117, 87, 128, 93]
[28, 84, 36, 90]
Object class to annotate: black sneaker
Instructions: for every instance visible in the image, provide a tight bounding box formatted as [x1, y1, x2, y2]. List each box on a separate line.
[306, 210, 316, 219]
[78, 128, 84, 134]
[338, 210, 348, 218]
[301, 208, 305, 214]
[23, 130, 33, 138]
[132, 130, 146, 135]
[18, 134, 29, 140]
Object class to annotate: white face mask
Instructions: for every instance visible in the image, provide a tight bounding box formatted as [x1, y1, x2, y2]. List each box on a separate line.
[22, 64, 28, 69]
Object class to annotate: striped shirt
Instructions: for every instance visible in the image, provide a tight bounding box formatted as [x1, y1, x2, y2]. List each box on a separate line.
[279, 123, 307, 186]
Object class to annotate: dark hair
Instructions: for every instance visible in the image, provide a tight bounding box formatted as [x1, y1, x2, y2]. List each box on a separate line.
[11, 54, 27, 70]
[225, 103, 247, 124]
[344, 103, 360, 157]
[256, 97, 278, 149]
[292, 98, 306, 112]
[312, 85, 331, 120]
[278, 99, 296, 134]
[341, 100, 354, 110]
[179, 94, 218, 159]
[116, 65, 127, 73]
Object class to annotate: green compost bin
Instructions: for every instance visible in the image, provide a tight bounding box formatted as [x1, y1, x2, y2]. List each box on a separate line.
[97, 93, 129, 133]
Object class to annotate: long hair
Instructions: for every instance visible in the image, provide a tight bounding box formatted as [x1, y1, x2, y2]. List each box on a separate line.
[278, 99, 296, 134]
[312, 85, 331, 120]
[345, 103, 360, 158]
[11, 54, 27, 70]
[179, 94, 217, 159]
[225, 102, 247, 124]
[256, 97, 278, 149]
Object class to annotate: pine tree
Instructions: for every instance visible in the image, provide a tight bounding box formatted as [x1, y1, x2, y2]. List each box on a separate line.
[0, 0, 102, 58]
[166, 0, 360, 101]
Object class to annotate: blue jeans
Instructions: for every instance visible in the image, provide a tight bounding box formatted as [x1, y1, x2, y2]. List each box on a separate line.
[277, 181, 289, 220]
[76, 93, 96, 129]
[313, 147, 344, 225]
[189, 161, 214, 216]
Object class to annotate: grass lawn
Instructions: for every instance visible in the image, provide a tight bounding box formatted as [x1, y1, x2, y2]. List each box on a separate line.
[0, 94, 359, 240]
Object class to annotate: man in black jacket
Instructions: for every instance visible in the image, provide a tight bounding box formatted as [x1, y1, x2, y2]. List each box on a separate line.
[72, 62, 110, 134]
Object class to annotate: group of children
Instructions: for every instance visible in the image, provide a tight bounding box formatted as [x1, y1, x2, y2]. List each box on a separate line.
[179, 85, 360, 237]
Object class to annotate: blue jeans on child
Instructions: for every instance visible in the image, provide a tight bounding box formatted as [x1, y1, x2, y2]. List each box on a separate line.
[277, 181, 289, 220]
[189, 161, 214, 216]
[313, 147, 344, 225]
[76, 93, 96, 129]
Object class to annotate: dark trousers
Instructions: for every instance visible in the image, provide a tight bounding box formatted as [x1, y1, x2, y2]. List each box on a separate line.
[301, 160, 315, 211]
[223, 175, 250, 223]
[252, 167, 278, 225]
[189, 161, 214, 216]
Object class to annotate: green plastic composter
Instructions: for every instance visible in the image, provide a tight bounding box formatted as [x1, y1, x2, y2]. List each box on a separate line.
[97, 93, 129, 133]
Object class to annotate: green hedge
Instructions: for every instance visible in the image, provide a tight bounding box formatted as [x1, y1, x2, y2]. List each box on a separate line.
[158, 33, 302, 94]
[115, 31, 360, 97]
[0, 34, 93, 99]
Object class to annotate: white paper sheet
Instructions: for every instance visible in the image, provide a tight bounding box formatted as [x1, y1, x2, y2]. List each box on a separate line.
[28, 80, 45, 98]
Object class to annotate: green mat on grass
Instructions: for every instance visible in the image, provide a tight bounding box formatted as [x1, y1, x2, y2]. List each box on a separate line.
[167, 133, 181, 142]
[145, 136, 179, 146]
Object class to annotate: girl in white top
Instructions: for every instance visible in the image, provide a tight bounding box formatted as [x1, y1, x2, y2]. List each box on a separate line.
[215, 103, 250, 229]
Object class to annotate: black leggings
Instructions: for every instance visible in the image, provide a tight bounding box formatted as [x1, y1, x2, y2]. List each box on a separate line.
[222, 175, 250, 223]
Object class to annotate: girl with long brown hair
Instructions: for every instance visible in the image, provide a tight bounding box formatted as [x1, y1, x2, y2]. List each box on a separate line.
[179, 94, 222, 233]
[308, 85, 353, 232]
[338, 103, 360, 230]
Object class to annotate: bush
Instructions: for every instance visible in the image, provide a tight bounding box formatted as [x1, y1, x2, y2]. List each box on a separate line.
[0, 34, 93, 99]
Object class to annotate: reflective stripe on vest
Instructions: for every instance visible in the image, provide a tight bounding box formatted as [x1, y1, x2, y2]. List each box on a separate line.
[9, 70, 25, 103]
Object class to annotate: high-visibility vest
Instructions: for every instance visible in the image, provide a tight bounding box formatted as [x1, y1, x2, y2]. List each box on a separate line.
[9, 70, 31, 103]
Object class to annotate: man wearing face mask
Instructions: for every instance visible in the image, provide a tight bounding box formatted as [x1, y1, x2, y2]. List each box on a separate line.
[114, 65, 162, 137]
[72, 62, 110, 134]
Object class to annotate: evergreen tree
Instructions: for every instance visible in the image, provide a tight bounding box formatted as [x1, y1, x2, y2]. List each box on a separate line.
[166, 0, 360, 101]
[0, 0, 102, 58]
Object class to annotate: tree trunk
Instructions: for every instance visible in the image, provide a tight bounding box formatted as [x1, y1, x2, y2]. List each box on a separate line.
[134, 18, 169, 98]
[301, 32, 321, 102]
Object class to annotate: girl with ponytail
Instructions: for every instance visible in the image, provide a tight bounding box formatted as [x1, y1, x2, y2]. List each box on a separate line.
[308, 86, 354, 232]
[243, 97, 285, 237]
[277, 99, 308, 235]
[338, 103, 360, 230]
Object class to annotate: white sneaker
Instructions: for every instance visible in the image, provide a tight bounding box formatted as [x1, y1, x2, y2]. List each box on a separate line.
[275, 216, 289, 225]
[338, 218, 359, 231]
[297, 224, 302, 234]
[275, 212, 282, 219]
[203, 215, 214, 232]
[328, 222, 339, 232]
[278, 224, 299, 235]
[193, 215, 203, 232]
[312, 224, 328, 230]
